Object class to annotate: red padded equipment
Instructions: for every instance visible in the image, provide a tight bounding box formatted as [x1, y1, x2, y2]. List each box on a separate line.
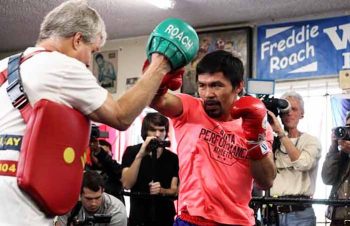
[17, 99, 90, 216]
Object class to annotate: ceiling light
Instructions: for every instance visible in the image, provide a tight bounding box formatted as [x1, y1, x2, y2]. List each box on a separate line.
[146, 0, 175, 9]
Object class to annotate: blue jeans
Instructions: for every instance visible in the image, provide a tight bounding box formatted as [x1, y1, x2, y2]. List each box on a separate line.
[272, 207, 316, 226]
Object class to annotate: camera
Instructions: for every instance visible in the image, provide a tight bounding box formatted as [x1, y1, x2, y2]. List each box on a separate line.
[148, 139, 171, 150]
[333, 126, 350, 140]
[260, 95, 291, 123]
[90, 124, 109, 139]
[72, 214, 112, 226]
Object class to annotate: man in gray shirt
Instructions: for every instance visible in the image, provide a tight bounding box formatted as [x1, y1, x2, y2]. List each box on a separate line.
[56, 170, 127, 226]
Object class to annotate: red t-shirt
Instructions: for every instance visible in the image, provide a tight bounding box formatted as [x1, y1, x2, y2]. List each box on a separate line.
[172, 94, 259, 225]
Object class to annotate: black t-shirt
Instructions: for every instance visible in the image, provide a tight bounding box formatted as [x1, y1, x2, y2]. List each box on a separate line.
[122, 143, 179, 226]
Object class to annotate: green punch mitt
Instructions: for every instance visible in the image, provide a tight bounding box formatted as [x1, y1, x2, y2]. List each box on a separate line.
[146, 18, 199, 71]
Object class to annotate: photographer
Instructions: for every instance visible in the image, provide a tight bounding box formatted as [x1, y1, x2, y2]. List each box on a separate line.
[56, 170, 127, 226]
[121, 112, 179, 226]
[88, 134, 124, 204]
[322, 112, 350, 225]
[267, 91, 321, 226]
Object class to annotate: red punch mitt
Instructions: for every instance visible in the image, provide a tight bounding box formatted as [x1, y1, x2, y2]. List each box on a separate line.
[142, 60, 184, 96]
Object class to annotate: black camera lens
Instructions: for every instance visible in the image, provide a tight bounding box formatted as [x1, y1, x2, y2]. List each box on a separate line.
[260, 95, 291, 120]
[149, 139, 171, 150]
[333, 126, 350, 140]
[334, 127, 346, 139]
[90, 125, 100, 138]
[277, 99, 291, 114]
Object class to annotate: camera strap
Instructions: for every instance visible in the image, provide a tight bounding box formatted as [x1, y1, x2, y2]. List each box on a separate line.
[67, 201, 82, 226]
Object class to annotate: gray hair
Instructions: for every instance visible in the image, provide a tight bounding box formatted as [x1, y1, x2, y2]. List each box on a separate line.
[281, 91, 304, 113]
[37, 0, 107, 46]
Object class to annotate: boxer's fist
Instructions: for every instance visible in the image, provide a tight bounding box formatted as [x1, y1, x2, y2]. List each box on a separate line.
[146, 18, 199, 71]
[231, 96, 267, 141]
[143, 60, 184, 96]
[231, 96, 270, 160]
[157, 68, 184, 95]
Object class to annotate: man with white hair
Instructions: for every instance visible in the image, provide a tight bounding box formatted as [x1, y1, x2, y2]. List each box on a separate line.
[267, 91, 322, 226]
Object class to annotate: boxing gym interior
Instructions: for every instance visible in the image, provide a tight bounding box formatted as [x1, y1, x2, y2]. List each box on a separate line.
[1, 0, 350, 225]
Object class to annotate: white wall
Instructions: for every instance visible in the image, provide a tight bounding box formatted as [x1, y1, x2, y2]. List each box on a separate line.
[101, 35, 149, 98]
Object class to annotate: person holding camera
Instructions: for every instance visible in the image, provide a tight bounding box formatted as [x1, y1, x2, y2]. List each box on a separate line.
[56, 170, 127, 226]
[322, 112, 350, 225]
[267, 91, 322, 226]
[121, 112, 179, 226]
[88, 138, 125, 204]
[149, 50, 276, 225]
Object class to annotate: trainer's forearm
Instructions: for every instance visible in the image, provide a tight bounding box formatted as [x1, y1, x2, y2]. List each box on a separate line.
[116, 74, 164, 125]
[89, 60, 168, 131]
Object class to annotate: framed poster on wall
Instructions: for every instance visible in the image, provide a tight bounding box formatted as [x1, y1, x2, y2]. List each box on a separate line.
[92, 50, 118, 93]
[181, 27, 252, 96]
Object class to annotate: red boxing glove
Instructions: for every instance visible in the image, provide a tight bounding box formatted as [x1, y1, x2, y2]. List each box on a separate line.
[231, 96, 270, 160]
[142, 60, 184, 96]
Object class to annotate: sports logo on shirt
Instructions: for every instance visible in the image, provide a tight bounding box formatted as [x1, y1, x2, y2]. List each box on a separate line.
[198, 127, 248, 165]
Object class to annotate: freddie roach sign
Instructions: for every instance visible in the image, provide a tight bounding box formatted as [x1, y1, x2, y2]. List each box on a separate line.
[257, 15, 350, 80]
